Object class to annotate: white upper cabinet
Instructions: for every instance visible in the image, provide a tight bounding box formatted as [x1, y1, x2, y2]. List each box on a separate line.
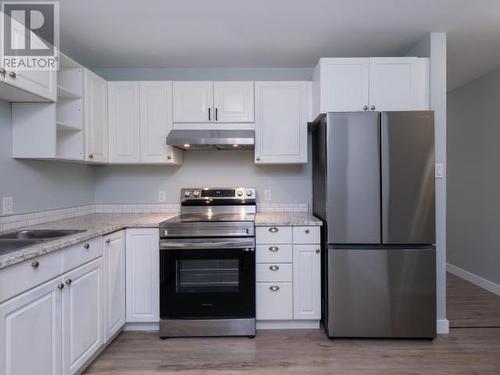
[173, 81, 213, 123]
[213, 81, 254, 122]
[2, 68, 57, 102]
[254, 82, 309, 164]
[108, 82, 141, 163]
[313, 57, 429, 116]
[173, 81, 254, 124]
[85, 70, 108, 163]
[140, 82, 182, 164]
[320, 58, 370, 112]
[369, 57, 429, 111]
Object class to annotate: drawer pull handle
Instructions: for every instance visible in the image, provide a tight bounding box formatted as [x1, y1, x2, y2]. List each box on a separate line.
[269, 246, 279, 252]
[316, 248, 320, 254]
[105, 238, 111, 244]
[65, 279, 72, 285]
[269, 227, 278, 233]
[57, 283, 64, 290]
[83, 243, 90, 249]
[269, 285, 280, 292]
[269, 265, 279, 271]
[31, 261, 40, 268]
[305, 229, 310, 234]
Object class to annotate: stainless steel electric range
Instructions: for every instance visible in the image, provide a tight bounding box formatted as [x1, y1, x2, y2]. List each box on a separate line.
[158, 187, 256, 338]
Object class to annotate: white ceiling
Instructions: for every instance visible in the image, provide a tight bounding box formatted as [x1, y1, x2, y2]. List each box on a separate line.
[59, 0, 500, 91]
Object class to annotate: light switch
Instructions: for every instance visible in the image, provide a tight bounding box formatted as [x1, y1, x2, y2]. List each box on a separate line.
[264, 189, 272, 201]
[2, 197, 13, 215]
[158, 191, 166, 202]
[435, 163, 444, 178]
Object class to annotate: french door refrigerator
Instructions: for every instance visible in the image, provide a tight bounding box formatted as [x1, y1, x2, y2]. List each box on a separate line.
[312, 111, 436, 338]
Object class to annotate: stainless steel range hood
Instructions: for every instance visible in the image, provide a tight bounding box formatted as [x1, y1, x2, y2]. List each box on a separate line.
[167, 129, 254, 150]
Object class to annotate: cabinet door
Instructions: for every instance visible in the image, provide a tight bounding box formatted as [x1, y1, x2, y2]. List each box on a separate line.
[125, 229, 159, 322]
[254, 82, 308, 164]
[322, 58, 369, 112]
[108, 82, 140, 163]
[369, 57, 420, 111]
[103, 231, 126, 341]
[213, 81, 254, 122]
[0, 278, 62, 375]
[62, 259, 104, 375]
[84, 70, 108, 162]
[172, 81, 213, 123]
[140, 81, 182, 164]
[293, 245, 321, 320]
[4, 69, 57, 102]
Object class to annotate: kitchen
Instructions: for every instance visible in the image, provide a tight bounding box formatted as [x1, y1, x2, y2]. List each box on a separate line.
[1, 1, 499, 374]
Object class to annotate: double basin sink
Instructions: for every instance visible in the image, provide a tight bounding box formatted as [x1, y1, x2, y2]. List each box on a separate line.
[0, 230, 86, 256]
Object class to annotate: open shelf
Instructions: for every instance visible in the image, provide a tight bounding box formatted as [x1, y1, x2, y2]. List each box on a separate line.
[56, 120, 81, 131]
[57, 84, 81, 99]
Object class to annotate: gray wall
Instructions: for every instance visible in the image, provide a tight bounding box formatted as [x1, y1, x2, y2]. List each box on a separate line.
[447, 67, 500, 285]
[0, 100, 95, 215]
[94, 150, 311, 206]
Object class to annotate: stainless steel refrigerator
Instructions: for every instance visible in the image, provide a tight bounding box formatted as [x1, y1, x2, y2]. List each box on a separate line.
[312, 111, 436, 338]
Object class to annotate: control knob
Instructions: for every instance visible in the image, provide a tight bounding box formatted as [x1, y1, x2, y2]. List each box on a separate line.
[245, 189, 253, 197]
[236, 190, 244, 197]
[193, 190, 200, 197]
[183, 191, 191, 198]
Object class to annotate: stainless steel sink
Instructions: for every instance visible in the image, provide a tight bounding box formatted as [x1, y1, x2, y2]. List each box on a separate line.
[0, 229, 86, 240]
[0, 229, 87, 255]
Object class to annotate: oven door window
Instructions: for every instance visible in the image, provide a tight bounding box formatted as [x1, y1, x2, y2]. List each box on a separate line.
[160, 248, 255, 319]
[177, 258, 240, 294]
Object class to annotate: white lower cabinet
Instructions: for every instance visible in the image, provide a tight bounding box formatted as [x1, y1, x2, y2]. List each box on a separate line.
[103, 230, 126, 340]
[125, 228, 159, 322]
[0, 277, 62, 375]
[62, 258, 104, 375]
[293, 245, 321, 320]
[256, 225, 321, 326]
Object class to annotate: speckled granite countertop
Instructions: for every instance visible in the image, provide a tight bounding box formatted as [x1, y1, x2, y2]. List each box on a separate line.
[0, 213, 176, 270]
[254, 213, 322, 227]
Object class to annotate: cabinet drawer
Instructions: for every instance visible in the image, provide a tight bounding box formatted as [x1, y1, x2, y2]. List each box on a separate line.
[0, 251, 62, 303]
[256, 226, 292, 244]
[256, 244, 292, 263]
[256, 263, 292, 282]
[256, 282, 293, 320]
[62, 237, 103, 273]
[293, 226, 320, 244]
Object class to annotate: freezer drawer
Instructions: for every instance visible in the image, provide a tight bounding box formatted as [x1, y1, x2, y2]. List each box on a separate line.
[327, 246, 436, 338]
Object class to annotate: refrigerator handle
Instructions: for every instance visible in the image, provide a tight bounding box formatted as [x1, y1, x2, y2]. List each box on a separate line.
[380, 112, 389, 243]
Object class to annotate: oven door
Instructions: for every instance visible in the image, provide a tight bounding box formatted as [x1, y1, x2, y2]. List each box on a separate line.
[160, 237, 255, 319]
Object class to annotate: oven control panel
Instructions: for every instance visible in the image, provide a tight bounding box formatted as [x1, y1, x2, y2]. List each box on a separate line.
[180, 187, 256, 202]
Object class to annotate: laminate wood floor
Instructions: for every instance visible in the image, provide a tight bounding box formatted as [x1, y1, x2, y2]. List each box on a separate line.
[85, 273, 500, 375]
[447, 273, 500, 328]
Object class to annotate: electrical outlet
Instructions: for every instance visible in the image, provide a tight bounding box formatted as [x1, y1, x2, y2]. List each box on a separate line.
[158, 191, 166, 202]
[264, 189, 272, 201]
[2, 197, 13, 215]
[435, 163, 444, 178]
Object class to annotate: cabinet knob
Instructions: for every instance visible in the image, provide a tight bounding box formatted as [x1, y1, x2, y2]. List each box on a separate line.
[316, 248, 320, 254]
[0, 68, 6, 75]
[269, 285, 280, 292]
[31, 260, 40, 268]
[105, 238, 111, 244]
[370, 105, 376, 110]
[65, 279, 72, 285]
[88, 153, 94, 159]
[9, 72, 16, 78]
[305, 229, 310, 234]
[57, 283, 64, 290]
[256, 156, 261, 161]
[363, 105, 368, 111]
[269, 246, 279, 252]
[269, 265, 279, 271]
[167, 155, 172, 160]
[269, 227, 278, 233]
[83, 243, 90, 249]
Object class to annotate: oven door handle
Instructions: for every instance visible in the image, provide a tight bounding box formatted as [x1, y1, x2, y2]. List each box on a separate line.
[160, 239, 255, 250]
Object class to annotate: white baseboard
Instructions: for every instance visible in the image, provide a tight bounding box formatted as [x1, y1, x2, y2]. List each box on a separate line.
[256, 320, 320, 330]
[123, 322, 159, 332]
[437, 319, 449, 334]
[447, 263, 500, 296]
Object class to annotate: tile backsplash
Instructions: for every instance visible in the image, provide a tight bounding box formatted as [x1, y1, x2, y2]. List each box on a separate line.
[0, 202, 309, 232]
